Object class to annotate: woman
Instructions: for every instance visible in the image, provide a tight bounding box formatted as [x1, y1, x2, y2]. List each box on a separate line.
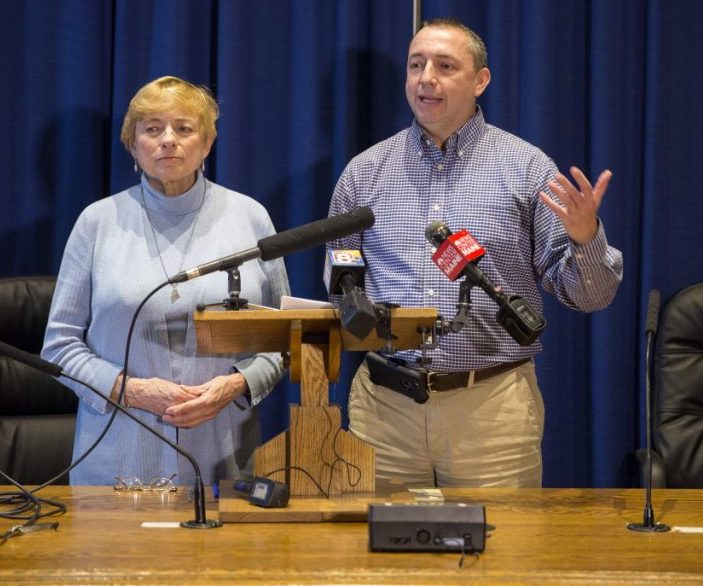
[42, 76, 290, 485]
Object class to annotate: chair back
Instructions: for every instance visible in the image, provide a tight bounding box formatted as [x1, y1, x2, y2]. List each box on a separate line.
[0, 275, 78, 484]
[653, 282, 703, 488]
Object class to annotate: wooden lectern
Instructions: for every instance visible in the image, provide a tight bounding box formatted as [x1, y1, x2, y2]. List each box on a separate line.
[194, 306, 437, 497]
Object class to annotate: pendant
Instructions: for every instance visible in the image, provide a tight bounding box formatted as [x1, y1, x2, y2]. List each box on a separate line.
[170, 286, 180, 303]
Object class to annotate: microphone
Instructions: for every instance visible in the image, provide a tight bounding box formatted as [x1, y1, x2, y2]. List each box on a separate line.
[0, 340, 222, 530]
[627, 289, 670, 533]
[426, 224, 488, 282]
[323, 249, 378, 339]
[426, 221, 498, 296]
[425, 221, 546, 346]
[170, 207, 375, 283]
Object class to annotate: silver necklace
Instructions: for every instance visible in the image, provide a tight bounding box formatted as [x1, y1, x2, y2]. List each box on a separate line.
[140, 182, 206, 303]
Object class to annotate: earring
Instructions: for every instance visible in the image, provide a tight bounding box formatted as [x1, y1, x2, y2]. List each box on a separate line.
[201, 160, 206, 173]
[133, 160, 139, 173]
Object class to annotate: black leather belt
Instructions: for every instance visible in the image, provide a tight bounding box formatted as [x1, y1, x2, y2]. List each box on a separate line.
[365, 352, 532, 403]
[425, 358, 532, 392]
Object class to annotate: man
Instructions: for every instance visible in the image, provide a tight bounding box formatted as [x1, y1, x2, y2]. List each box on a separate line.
[327, 18, 623, 487]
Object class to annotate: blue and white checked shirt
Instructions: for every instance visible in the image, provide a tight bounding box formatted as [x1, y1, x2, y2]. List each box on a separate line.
[328, 108, 623, 372]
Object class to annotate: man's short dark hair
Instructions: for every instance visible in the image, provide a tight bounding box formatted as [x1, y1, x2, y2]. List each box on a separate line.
[416, 17, 488, 70]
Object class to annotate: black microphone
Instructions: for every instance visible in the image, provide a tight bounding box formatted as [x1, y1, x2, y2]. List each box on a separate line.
[628, 289, 669, 533]
[170, 207, 375, 283]
[0, 340, 222, 530]
[425, 221, 545, 346]
[323, 249, 378, 339]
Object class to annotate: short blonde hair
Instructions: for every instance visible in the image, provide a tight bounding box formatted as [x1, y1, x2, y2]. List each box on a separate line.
[120, 76, 219, 152]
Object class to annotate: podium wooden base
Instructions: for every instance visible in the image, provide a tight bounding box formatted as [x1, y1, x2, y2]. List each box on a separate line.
[254, 340, 375, 496]
[253, 403, 375, 496]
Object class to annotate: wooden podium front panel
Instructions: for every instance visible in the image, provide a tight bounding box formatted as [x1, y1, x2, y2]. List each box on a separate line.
[194, 306, 437, 354]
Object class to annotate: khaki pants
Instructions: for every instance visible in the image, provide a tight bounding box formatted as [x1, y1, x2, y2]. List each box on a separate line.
[348, 359, 544, 487]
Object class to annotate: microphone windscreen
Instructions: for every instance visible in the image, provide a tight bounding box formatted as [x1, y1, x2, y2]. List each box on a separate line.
[323, 249, 366, 294]
[0, 340, 63, 377]
[645, 289, 661, 335]
[258, 207, 375, 262]
[425, 221, 452, 247]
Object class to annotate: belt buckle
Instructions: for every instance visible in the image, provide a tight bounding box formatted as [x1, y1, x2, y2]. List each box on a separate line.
[426, 371, 439, 394]
[427, 370, 476, 393]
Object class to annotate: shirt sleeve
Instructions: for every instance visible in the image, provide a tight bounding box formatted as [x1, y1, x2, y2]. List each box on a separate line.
[41, 210, 123, 414]
[533, 163, 624, 312]
[233, 217, 291, 405]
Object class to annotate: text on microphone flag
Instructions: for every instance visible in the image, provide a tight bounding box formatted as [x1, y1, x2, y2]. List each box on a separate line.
[431, 229, 486, 281]
[451, 230, 486, 261]
[329, 249, 365, 266]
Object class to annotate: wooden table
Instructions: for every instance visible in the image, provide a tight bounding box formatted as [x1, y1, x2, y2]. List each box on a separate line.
[2, 486, 703, 585]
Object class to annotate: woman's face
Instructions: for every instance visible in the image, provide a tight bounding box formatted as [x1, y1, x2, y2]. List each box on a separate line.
[131, 109, 213, 195]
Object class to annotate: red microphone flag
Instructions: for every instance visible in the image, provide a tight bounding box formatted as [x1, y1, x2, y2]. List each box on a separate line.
[430, 229, 486, 281]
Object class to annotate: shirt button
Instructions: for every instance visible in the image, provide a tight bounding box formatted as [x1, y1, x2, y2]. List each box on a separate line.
[427, 289, 435, 297]
[433, 204, 440, 211]
[458, 150, 464, 157]
[575, 253, 584, 260]
[436, 163, 444, 171]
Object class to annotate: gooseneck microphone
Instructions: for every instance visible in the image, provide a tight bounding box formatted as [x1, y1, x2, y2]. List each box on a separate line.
[170, 207, 375, 283]
[0, 340, 222, 530]
[425, 221, 546, 346]
[628, 289, 670, 533]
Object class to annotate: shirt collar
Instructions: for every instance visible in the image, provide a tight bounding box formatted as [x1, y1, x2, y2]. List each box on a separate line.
[410, 106, 487, 156]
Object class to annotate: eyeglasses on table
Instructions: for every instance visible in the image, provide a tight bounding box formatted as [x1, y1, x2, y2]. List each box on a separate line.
[113, 473, 177, 492]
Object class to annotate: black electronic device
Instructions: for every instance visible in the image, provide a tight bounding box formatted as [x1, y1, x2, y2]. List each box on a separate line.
[368, 502, 486, 552]
[234, 477, 290, 508]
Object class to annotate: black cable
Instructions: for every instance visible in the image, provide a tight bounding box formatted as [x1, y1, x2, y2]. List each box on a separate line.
[258, 403, 363, 499]
[322, 406, 362, 492]
[261, 466, 330, 497]
[0, 470, 65, 545]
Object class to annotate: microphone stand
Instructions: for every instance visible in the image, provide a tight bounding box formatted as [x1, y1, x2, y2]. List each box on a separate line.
[223, 266, 248, 310]
[627, 290, 669, 533]
[451, 278, 473, 332]
[62, 372, 222, 529]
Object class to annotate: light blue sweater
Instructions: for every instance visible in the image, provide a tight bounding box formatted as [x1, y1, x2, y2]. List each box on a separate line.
[42, 172, 290, 485]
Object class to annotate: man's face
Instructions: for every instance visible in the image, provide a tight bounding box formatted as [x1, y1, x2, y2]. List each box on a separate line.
[405, 25, 490, 147]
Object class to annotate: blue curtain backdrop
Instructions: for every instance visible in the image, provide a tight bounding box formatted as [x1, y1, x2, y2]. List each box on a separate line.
[1, 0, 701, 487]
